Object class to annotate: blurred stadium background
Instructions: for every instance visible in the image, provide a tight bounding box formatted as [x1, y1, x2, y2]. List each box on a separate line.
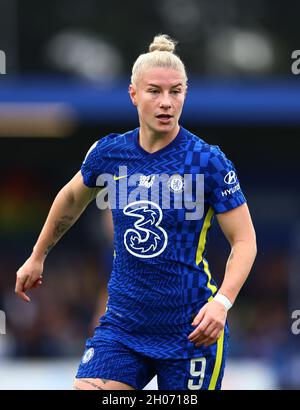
[0, 0, 300, 390]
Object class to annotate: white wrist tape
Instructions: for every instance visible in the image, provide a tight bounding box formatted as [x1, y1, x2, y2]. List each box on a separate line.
[214, 293, 233, 311]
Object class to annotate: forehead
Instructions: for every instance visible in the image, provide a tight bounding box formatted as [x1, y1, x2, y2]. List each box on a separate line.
[140, 67, 185, 87]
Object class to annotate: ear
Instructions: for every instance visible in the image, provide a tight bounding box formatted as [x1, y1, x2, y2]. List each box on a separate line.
[129, 84, 138, 106]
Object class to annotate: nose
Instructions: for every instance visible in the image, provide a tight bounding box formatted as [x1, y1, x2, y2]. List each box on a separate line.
[159, 92, 171, 109]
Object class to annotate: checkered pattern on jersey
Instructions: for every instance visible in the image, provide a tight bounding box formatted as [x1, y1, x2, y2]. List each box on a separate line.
[203, 145, 246, 213]
[80, 127, 246, 335]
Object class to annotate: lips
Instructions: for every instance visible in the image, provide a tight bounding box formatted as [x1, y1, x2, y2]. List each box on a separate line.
[156, 114, 173, 119]
[156, 114, 173, 124]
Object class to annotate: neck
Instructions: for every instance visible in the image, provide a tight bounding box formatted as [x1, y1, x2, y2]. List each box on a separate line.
[138, 124, 180, 154]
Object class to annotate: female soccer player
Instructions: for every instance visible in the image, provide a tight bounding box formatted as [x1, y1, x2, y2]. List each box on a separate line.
[15, 34, 257, 390]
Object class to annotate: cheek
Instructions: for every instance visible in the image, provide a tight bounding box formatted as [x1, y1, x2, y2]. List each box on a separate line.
[140, 100, 154, 114]
[174, 99, 185, 113]
[137, 103, 151, 120]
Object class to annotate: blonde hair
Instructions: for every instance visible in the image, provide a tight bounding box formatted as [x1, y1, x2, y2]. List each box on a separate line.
[131, 34, 187, 86]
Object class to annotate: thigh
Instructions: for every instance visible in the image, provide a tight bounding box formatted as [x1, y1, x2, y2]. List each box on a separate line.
[156, 329, 229, 390]
[74, 378, 134, 390]
[76, 337, 155, 390]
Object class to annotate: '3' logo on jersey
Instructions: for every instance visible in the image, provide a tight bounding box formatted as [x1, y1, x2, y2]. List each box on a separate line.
[123, 200, 168, 258]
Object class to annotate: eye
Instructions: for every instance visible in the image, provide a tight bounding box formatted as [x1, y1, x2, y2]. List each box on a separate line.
[149, 89, 159, 94]
[171, 89, 181, 94]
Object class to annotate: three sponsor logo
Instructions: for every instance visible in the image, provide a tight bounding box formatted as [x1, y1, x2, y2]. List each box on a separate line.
[123, 200, 168, 259]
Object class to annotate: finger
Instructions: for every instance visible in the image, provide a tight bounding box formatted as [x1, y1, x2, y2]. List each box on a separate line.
[188, 318, 211, 341]
[210, 329, 223, 343]
[15, 278, 31, 302]
[188, 325, 206, 341]
[16, 289, 31, 302]
[190, 322, 216, 343]
[196, 328, 224, 347]
[191, 308, 206, 326]
[190, 316, 226, 342]
[203, 337, 218, 347]
[196, 335, 217, 347]
[23, 276, 35, 291]
[195, 337, 209, 347]
[15, 277, 26, 294]
[24, 274, 42, 291]
[29, 278, 41, 289]
[32, 279, 42, 289]
[210, 328, 223, 340]
[195, 334, 214, 346]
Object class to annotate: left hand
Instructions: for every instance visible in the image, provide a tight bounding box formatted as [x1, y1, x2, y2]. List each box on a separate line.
[188, 300, 227, 347]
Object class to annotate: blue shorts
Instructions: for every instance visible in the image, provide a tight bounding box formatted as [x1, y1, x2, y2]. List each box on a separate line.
[76, 322, 229, 390]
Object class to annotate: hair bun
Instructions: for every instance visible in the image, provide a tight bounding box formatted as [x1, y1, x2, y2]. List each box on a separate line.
[149, 34, 176, 53]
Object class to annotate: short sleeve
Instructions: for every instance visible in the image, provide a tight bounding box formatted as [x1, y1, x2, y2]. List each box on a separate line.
[81, 140, 100, 187]
[205, 146, 246, 214]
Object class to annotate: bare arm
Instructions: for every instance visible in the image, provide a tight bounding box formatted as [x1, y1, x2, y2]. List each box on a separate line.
[15, 171, 101, 301]
[32, 171, 100, 259]
[188, 203, 257, 346]
[215, 202, 257, 303]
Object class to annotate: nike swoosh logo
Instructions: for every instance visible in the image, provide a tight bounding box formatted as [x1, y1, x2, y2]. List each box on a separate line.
[113, 175, 127, 180]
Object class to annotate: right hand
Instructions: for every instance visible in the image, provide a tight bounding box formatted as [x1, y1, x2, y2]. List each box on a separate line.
[15, 255, 44, 302]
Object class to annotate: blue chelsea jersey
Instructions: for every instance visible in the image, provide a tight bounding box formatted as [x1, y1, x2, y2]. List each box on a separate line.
[81, 126, 246, 334]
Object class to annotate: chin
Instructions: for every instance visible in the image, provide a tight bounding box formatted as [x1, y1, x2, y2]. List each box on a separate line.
[154, 123, 175, 134]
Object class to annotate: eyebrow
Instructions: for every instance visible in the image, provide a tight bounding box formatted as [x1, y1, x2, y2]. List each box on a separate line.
[147, 83, 183, 88]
